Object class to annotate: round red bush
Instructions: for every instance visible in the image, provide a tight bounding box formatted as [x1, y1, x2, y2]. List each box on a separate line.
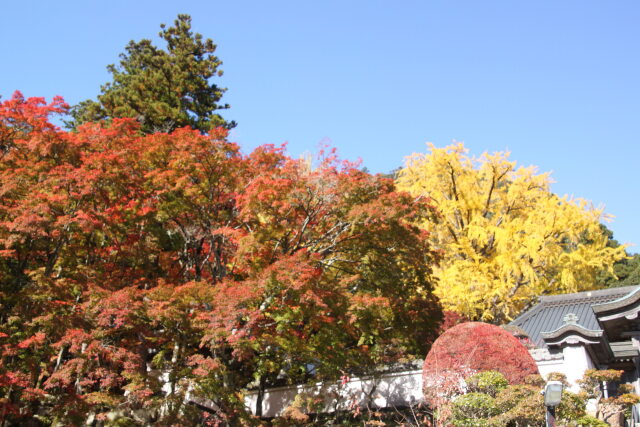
[422, 321, 539, 399]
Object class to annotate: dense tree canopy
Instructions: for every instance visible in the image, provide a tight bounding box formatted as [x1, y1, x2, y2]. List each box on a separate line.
[397, 143, 626, 322]
[0, 92, 442, 425]
[597, 225, 640, 288]
[68, 14, 234, 134]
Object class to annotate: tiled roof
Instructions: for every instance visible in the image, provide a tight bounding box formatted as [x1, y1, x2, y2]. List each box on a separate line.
[510, 285, 639, 347]
[610, 341, 639, 359]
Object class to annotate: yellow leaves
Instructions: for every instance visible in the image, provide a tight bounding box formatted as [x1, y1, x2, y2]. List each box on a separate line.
[397, 142, 627, 322]
[84, 391, 123, 407]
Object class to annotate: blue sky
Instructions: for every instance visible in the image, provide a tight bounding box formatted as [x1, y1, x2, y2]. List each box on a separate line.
[1, 1, 639, 252]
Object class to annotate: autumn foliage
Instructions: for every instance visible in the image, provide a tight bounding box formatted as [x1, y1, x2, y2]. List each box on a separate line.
[422, 322, 539, 415]
[0, 92, 442, 424]
[397, 143, 626, 322]
[423, 322, 538, 384]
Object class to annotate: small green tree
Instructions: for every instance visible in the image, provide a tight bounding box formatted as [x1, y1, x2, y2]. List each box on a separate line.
[69, 14, 235, 134]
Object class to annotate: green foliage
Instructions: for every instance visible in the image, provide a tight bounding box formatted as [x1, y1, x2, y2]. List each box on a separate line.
[448, 371, 593, 427]
[451, 392, 499, 426]
[68, 14, 234, 133]
[606, 252, 640, 287]
[573, 415, 608, 427]
[447, 368, 640, 427]
[524, 373, 546, 388]
[557, 390, 587, 422]
[492, 384, 546, 426]
[596, 224, 640, 287]
[466, 371, 509, 397]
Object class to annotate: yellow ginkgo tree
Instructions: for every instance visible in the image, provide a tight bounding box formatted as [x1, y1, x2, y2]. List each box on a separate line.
[396, 142, 626, 322]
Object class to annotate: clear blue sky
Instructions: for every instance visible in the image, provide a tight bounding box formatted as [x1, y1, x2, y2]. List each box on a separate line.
[1, 1, 638, 252]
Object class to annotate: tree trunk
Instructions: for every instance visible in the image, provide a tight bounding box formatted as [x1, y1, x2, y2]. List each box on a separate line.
[255, 375, 267, 418]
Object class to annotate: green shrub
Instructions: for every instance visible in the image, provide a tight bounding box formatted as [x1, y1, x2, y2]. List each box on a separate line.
[573, 415, 608, 426]
[466, 370, 509, 397]
[451, 392, 499, 426]
[557, 390, 587, 421]
[492, 384, 545, 426]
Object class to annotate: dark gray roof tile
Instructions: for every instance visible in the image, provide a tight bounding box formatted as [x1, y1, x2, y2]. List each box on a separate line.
[510, 285, 640, 347]
[610, 341, 639, 359]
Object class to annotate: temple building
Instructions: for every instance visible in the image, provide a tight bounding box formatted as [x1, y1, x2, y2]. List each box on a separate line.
[510, 284, 640, 393]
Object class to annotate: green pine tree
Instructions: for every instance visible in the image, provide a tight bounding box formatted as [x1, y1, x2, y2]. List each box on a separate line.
[596, 224, 640, 287]
[68, 14, 235, 134]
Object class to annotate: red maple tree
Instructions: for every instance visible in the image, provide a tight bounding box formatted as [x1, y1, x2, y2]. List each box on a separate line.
[0, 92, 443, 424]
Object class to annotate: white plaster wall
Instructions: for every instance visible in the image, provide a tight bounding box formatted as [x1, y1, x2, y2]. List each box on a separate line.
[536, 358, 566, 382]
[244, 369, 423, 417]
[245, 349, 585, 418]
[561, 345, 595, 392]
[532, 346, 594, 392]
[190, 346, 598, 417]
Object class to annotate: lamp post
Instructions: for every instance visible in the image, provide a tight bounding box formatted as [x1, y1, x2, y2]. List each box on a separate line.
[543, 381, 564, 427]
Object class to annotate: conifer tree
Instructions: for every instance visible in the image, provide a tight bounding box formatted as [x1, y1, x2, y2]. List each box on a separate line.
[69, 14, 235, 133]
[596, 225, 640, 288]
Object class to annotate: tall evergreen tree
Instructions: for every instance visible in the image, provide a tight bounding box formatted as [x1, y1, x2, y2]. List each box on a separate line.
[69, 14, 235, 133]
[596, 224, 640, 287]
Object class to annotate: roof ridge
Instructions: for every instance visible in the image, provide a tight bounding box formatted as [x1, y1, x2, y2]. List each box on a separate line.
[541, 296, 621, 307]
[510, 301, 543, 325]
[539, 285, 639, 304]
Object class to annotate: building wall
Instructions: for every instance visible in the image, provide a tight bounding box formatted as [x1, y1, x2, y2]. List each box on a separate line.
[532, 345, 595, 392]
[561, 345, 596, 392]
[243, 348, 594, 417]
[243, 370, 423, 417]
[191, 345, 607, 417]
[536, 358, 566, 382]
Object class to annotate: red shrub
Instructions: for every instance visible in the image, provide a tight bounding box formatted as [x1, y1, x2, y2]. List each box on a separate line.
[422, 322, 539, 406]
